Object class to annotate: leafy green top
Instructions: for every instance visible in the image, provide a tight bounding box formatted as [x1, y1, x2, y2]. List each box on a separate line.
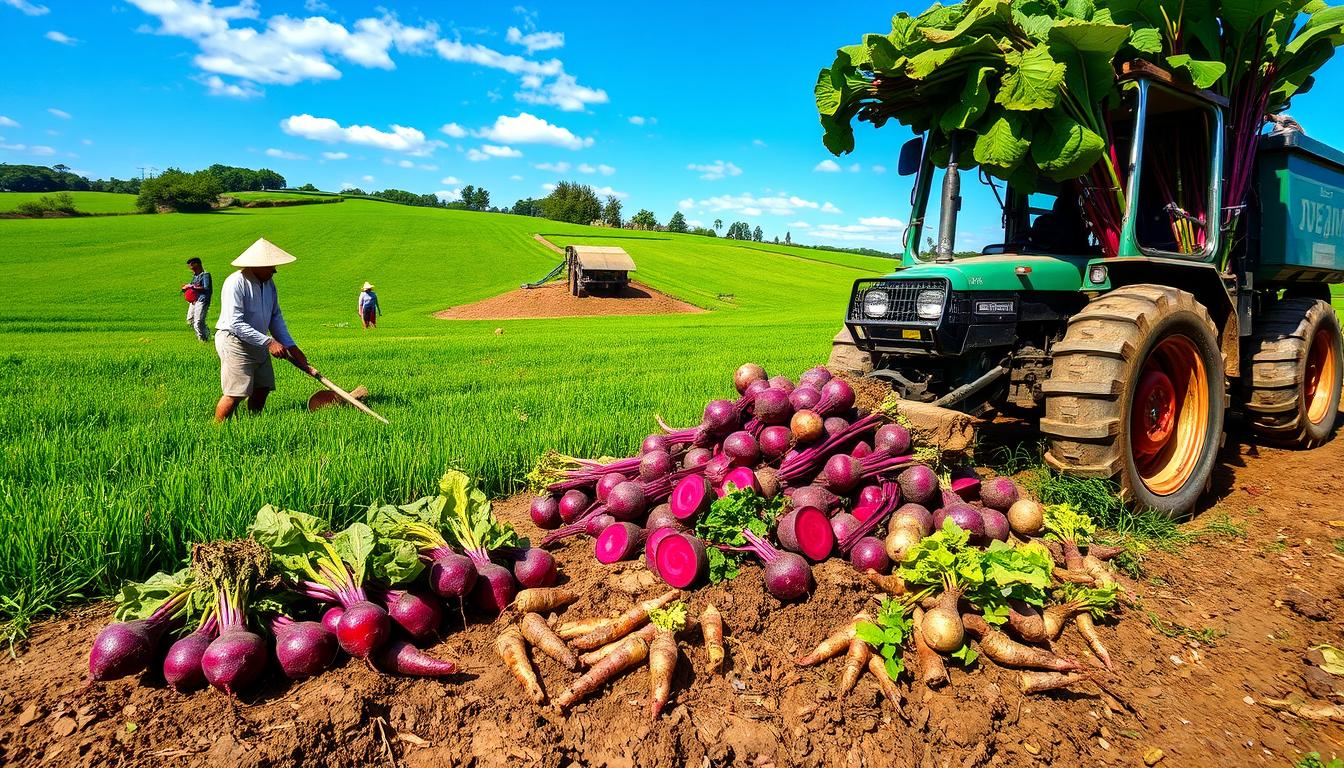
[970, 539, 1055, 624]
[248, 505, 418, 589]
[437, 470, 524, 555]
[899, 518, 985, 595]
[649, 601, 688, 632]
[695, 488, 785, 583]
[1043, 502, 1096, 545]
[856, 596, 916, 680]
[112, 568, 198, 622]
[1056, 581, 1118, 618]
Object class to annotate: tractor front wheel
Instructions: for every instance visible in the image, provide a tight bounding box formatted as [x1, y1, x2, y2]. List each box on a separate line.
[1243, 297, 1342, 447]
[1042, 285, 1226, 518]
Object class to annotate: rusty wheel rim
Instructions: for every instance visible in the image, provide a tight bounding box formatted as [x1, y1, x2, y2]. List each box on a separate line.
[1305, 328, 1337, 425]
[1131, 334, 1209, 497]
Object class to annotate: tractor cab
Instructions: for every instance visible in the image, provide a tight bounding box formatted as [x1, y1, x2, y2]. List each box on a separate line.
[844, 67, 1229, 415]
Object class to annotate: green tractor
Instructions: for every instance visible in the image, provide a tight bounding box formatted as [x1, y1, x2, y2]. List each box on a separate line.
[835, 68, 1344, 516]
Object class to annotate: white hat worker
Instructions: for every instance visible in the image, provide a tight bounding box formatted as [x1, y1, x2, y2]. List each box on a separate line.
[232, 237, 298, 268]
[361, 281, 375, 291]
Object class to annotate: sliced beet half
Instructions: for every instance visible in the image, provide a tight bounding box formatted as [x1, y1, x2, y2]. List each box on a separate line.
[670, 475, 713, 520]
[595, 522, 645, 564]
[645, 527, 680, 570]
[792, 506, 835, 562]
[716, 466, 760, 497]
[655, 533, 708, 589]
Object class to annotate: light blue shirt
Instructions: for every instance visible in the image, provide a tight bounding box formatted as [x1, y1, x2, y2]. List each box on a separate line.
[214, 270, 296, 349]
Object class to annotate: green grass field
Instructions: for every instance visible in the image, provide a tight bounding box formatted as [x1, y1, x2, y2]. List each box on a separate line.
[229, 191, 342, 202]
[0, 200, 895, 631]
[0, 191, 139, 214]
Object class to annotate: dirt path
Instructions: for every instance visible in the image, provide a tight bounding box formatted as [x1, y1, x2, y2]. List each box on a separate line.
[435, 280, 704, 320]
[1, 427, 1342, 768]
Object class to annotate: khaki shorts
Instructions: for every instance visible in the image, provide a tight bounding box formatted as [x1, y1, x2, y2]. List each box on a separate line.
[215, 331, 275, 397]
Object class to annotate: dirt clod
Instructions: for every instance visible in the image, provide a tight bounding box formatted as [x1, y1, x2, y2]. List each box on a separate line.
[1282, 586, 1332, 621]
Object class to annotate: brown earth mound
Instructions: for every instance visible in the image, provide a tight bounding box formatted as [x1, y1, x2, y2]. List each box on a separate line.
[3, 433, 1344, 767]
[436, 280, 704, 320]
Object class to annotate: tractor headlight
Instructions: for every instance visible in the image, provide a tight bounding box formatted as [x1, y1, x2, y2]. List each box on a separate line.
[862, 289, 890, 318]
[916, 289, 945, 320]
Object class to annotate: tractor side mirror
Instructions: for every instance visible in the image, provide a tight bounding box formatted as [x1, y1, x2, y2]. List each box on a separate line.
[898, 136, 924, 176]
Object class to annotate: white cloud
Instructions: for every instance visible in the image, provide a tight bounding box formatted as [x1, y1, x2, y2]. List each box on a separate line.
[679, 192, 825, 217]
[435, 38, 561, 77]
[436, 188, 461, 202]
[516, 73, 608, 112]
[541, 182, 557, 192]
[198, 74, 262, 99]
[45, 30, 78, 45]
[752, 138, 767, 147]
[128, 1, 438, 89]
[321, 151, 348, 160]
[47, 107, 71, 119]
[0, 116, 18, 128]
[265, 147, 307, 160]
[858, 216, 904, 228]
[628, 115, 646, 126]
[872, 164, 887, 174]
[687, 160, 742, 181]
[0, 142, 56, 156]
[475, 112, 592, 150]
[281, 114, 432, 154]
[389, 158, 438, 170]
[505, 26, 563, 54]
[440, 122, 467, 138]
[787, 221, 811, 229]
[848, 163, 861, 173]
[509, 174, 523, 181]
[467, 144, 522, 161]
[597, 164, 615, 175]
[821, 201, 842, 214]
[813, 159, 841, 173]
[2, 0, 49, 15]
[440, 175, 460, 184]
[80, 138, 93, 146]
[592, 185, 627, 199]
[533, 161, 570, 173]
[577, 163, 595, 174]
[361, 174, 375, 182]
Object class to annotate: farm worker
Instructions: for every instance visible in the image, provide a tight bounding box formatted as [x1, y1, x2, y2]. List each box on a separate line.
[357, 281, 380, 329]
[181, 257, 212, 342]
[212, 237, 309, 422]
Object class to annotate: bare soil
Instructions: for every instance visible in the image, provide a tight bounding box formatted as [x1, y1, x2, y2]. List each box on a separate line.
[3, 426, 1344, 767]
[435, 280, 704, 321]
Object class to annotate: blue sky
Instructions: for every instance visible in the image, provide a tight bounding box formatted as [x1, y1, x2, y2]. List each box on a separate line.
[4, 1, 1344, 253]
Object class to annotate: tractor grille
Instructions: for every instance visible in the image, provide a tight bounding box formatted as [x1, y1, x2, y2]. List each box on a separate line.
[848, 278, 949, 325]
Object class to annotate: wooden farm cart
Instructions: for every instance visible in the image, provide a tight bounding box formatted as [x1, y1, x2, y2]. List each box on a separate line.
[566, 245, 635, 296]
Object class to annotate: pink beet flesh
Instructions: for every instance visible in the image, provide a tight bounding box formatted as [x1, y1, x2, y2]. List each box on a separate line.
[671, 475, 712, 520]
[656, 533, 708, 588]
[793, 506, 835, 561]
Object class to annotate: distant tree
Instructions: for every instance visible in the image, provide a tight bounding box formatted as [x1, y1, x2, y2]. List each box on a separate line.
[725, 221, 752, 240]
[0, 163, 90, 192]
[541, 180, 602, 224]
[14, 192, 77, 216]
[667, 211, 688, 233]
[512, 197, 544, 216]
[473, 187, 491, 210]
[297, 183, 319, 192]
[52, 163, 70, 173]
[773, 235, 779, 243]
[689, 226, 718, 237]
[602, 195, 623, 227]
[713, 218, 723, 233]
[136, 168, 223, 213]
[753, 225, 763, 242]
[203, 164, 286, 192]
[785, 231, 792, 245]
[459, 184, 477, 208]
[341, 187, 367, 196]
[629, 208, 659, 230]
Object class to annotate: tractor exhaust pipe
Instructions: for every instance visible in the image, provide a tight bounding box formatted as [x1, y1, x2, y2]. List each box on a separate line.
[935, 133, 962, 264]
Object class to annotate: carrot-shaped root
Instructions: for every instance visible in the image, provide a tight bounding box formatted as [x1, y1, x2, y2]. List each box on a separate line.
[836, 635, 871, 697]
[1052, 567, 1095, 585]
[556, 635, 649, 711]
[962, 614, 1079, 671]
[1086, 544, 1125, 562]
[553, 616, 615, 640]
[1042, 604, 1079, 640]
[511, 587, 580, 614]
[866, 655, 904, 715]
[794, 611, 870, 666]
[496, 624, 545, 704]
[648, 628, 679, 720]
[1075, 613, 1113, 671]
[865, 570, 907, 596]
[1004, 599, 1049, 644]
[912, 607, 948, 688]
[570, 590, 680, 651]
[582, 623, 656, 667]
[1020, 670, 1090, 694]
[702, 603, 725, 675]
[1082, 554, 1116, 587]
[521, 612, 580, 671]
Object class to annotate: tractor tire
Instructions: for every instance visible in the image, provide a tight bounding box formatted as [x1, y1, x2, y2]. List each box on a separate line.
[1041, 285, 1225, 518]
[1243, 297, 1342, 448]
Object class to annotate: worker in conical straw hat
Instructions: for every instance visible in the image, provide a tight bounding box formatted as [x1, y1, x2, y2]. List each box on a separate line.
[212, 237, 309, 421]
[357, 281, 380, 329]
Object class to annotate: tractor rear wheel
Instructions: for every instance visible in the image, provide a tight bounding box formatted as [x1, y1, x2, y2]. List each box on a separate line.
[1042, 285, 1225, 518]
[1243, 297, 1342, 447]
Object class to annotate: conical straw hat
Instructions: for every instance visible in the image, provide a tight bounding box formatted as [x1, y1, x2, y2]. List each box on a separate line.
[361, 281, 374, 290]
[232, 237, 297, 267]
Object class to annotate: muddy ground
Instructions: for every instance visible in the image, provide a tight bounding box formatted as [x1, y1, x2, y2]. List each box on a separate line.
[435, 280, 703, 321]
[2, 419, 1343, 768]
